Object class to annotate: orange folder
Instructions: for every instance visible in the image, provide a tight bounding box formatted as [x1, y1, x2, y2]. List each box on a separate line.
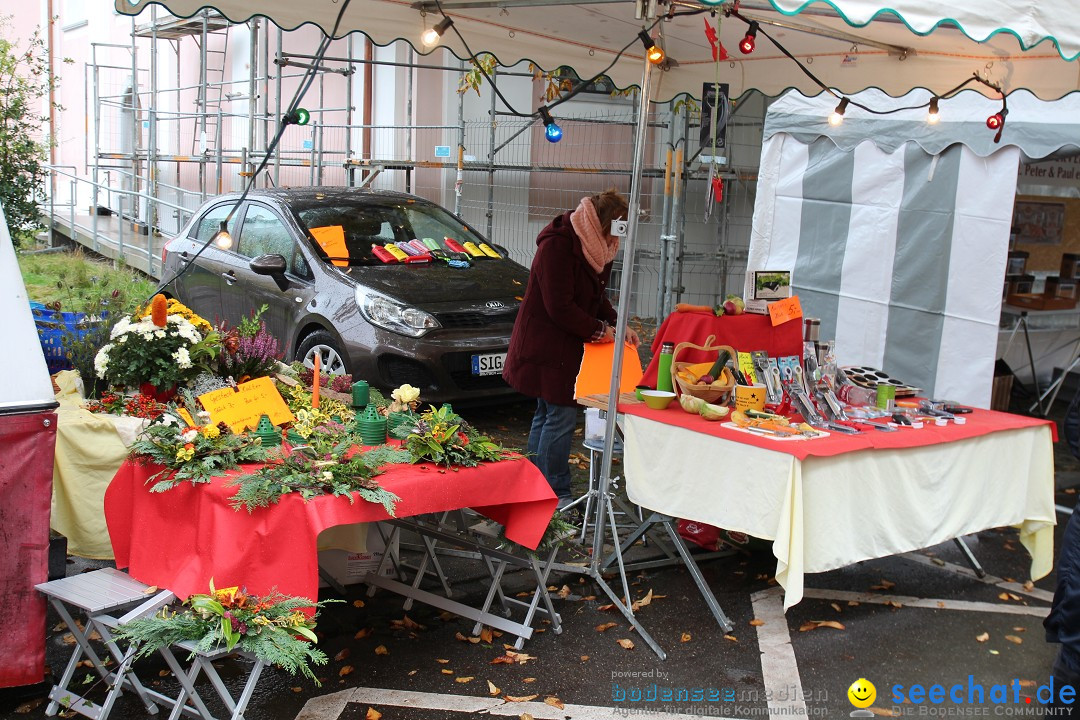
[573, 342, 644, 400]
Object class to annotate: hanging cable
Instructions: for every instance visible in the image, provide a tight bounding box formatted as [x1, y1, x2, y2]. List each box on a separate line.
[148, 0, 354, 304]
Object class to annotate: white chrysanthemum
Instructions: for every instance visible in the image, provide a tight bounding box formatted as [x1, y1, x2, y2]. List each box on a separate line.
[154, 330, 166, 339]
[117, 335, 127, 343]
[94, 345, 111, 378]
[173, 347, 192, 369]
[174, 318, 202, 344]
[321, 471, 334, 481]
[109, 317, 132, 339]
[181, 429, 198, 443]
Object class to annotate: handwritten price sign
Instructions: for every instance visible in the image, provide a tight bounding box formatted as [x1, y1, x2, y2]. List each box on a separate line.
[198, 376, 295, 433]
[768, 296, 803, 326]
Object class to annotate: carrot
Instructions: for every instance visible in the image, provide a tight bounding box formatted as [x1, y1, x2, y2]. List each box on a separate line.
[675, 303, 715, 314]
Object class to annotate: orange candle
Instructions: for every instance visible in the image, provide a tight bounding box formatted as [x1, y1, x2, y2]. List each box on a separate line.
[312, 354, 320, 409]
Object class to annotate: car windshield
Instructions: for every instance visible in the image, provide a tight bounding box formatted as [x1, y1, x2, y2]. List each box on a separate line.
[293, 200, 488, 267]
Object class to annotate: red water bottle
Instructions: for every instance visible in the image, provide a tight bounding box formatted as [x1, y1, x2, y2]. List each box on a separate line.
[444, 237, 467, 254]
[371, 244, 399, 264]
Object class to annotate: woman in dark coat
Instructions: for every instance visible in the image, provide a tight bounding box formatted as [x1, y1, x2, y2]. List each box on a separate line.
[502, 189, 639, 505]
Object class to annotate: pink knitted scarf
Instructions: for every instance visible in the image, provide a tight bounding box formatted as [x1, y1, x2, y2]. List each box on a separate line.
[570, 197, 619, 273]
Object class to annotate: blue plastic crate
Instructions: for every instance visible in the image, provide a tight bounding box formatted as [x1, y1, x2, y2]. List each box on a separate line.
[30, 302, 106, 375]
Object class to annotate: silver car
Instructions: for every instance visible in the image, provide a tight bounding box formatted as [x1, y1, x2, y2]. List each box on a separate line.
[161, 187, 527, 402]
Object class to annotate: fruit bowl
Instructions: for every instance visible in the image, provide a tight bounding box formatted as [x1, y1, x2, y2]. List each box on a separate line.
[639, 389, 676, 410]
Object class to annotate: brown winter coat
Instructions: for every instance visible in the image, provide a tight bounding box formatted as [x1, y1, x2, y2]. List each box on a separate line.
[502, 211, 618, 406]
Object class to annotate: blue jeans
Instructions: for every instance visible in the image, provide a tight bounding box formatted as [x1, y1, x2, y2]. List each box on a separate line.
[527, 399, 578, 500]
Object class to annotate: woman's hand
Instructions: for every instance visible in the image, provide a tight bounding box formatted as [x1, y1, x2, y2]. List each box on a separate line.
[596, 325, 639, 346]
[625, 327, 641, 347]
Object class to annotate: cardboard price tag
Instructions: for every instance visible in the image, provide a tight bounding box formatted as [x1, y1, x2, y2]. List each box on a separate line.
[198, 376, 295, 433]
[768, 296, 803, 326]
[309, 225, 348, 267]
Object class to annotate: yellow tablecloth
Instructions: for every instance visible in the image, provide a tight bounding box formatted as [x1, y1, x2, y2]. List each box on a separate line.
[623, 415, 1056, 609]
[49, 372, 366, 559]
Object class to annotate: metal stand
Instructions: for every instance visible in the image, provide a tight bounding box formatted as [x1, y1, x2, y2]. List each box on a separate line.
[953, 537, 986, 578]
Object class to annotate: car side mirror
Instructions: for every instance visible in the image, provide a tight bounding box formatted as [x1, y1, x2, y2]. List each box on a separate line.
[250, 254, 290, 291]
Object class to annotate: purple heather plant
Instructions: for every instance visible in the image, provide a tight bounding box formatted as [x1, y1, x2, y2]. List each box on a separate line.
[218, 322, 282, 381]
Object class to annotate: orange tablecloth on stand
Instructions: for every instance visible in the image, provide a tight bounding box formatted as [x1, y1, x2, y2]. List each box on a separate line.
[640, 311, 804, 388]
[105, 457, 556, 602]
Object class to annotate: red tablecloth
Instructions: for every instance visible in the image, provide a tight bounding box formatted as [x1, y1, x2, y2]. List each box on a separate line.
[620, 402, 1056, 461]
[640, 311, 804, 387]
[105, 457, 556, 602]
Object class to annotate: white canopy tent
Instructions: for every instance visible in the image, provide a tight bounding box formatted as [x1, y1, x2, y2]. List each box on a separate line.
[745, 88, 1080, 408]
[117, 0, 1080, 101]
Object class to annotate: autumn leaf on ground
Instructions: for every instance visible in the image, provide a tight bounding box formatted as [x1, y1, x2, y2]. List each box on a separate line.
[354, 628, 372, 640]
[523, 677, 536, 683]
[1014, 627, 1027, 632]
[1005, 635, 1023, 645]
[617, 638, 635, 650]
[631, 589, 655, 612]
[749, 619, 765, 627]
[870, 579, 896, 591]
[505, 650, 535, 665]
[353, 600, 365, 608]
[545, 697, 565, 709]
[848, 601, 860, 607]
[408, 670, 417, 676]
[1019, 680, 1037, 689]
[456, 677, 474, 683]
[886, 601, 903, 609]
[335, 649, 351, 662]
[374, 645, 388, 655]
[480, 627, 494, 644]
[1008, 593, 1022, 601]
[595, 622, 618, 632]
[143, 585, 159, 594]
[998, 592, 1012, 601]
[441, 669, 454, 675]
[488, 680, 500, 696]
[366, 708, 382, 720]
[520, 714, 535, 720]
[291, 687, 302, 693]
[436, 659, 450, 664]
[391, 615, 426, 631]
[723, 634, 738, 642]
[580, 655, 590, 661]
[1023, 580, 1035, 591]
[799, 620, 846, 632]
[976, 632, 990, 643]
[557, 585, 572, 599]
[339, 666, 354, 677]
[491, 655, 514, 665]
[681, 633, 692, 643]
[598, 603, 615, 611]
[439, 611, 456, 621]
[505, 694, 539, 702]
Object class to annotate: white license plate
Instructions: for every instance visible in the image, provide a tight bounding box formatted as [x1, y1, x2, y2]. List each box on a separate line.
[471, 352, 506, 376]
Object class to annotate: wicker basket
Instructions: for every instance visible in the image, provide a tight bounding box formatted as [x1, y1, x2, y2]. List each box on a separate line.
[671, 335, 736, 404]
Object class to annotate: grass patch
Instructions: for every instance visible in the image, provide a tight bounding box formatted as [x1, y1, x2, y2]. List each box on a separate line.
[17, 248, 156, 313]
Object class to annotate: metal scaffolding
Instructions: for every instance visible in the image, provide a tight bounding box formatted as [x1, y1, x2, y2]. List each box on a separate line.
[47, 10, 767, 325]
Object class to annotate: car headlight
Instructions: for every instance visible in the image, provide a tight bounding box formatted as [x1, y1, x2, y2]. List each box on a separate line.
[356, 288, 440, 338]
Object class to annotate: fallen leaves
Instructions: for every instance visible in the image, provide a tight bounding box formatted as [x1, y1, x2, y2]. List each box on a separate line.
[436, 659, 450, 664]
[366, 708, 382, 720]
[580, 655, 590, 662]
[339, 665, 354, 677]
[749, 619, 765, 627]
[723, 634, 738, 643]
[354, 628, 372, 640]
[631, 589, 654, 612]
[391, 615, 426, 631]
[595, 622, 618, 632]
[976, 632, 990, 643]
[617, 638, 636, 650]
[491, 650, 535, 665]
[998, 592, 1022, 602]
[544, 697, 565, 709]
[798, 620, 846, 632]
[557, 585, 572, 599]
[455, 677, 474, 683]
[831, 602, 842, 613]
[505, 694, 539, 703]
[480, 627, 494, 644]
[869, 579, 896, 591]
[353, 600, 366, 608]
[334, 648, 351, 662]
[374, 645, 389, 656]
[488, 680, 501, 696]
[1005, 635, 1023, 645]
[441, 669, 454, 675]
[680, 633, 692, 643]
[455, 631, 481, 644]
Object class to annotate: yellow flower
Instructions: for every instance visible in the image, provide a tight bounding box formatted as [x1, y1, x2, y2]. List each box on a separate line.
[176, 446, 195, 462]
[391, 384, 420, 404]
[200, 424, 221, 439]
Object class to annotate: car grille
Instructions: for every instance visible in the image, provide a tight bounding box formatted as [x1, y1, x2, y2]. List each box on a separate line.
[443, 351, 511, 391]
[436, 308, 518, 329]
[378, 356, 437, 390]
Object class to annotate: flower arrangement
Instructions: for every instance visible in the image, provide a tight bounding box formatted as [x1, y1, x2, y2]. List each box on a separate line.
[218, 305, 282, 382]
[84, 391, 168, 420]
[295, 364, 354, 395]
[229, 442, 400, 514]
[134, 296, 213, 334]
[401, 404, 518, 468]
[95, 294, 220, 392]
[129, 418, 269, 491]
[279, 382, 353, 425]
[116, 580, 335, 684]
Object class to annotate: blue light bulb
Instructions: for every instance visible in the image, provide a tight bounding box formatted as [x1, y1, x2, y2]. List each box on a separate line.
[544, 122, 563, 143]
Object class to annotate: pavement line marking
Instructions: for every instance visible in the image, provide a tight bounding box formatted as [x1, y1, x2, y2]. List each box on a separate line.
[296, 685, 748, 720]
[751, 586, 808, 717]
[801, 588, 1049, 617]
[899, 551, 1056, 603]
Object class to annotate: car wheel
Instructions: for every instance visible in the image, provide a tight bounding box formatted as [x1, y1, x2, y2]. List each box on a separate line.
[296, 330, 349, 376]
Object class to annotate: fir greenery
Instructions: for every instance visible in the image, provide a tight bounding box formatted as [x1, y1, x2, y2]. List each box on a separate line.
[130, 420, 268, 491]
[401, 404, 519, 468]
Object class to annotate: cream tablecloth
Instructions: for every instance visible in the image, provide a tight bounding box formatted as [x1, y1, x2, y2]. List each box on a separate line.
[623, 415, 1056, 609]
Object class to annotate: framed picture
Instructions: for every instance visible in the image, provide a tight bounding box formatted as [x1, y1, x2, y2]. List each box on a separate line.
[753, 270, 792, 301]
[1012, 200, 1066, 246]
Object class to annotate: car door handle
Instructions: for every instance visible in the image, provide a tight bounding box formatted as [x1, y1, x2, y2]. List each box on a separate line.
[221, 271, 237, 285]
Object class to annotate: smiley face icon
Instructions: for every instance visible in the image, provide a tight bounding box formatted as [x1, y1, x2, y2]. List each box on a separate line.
[848, 678, 876, 709]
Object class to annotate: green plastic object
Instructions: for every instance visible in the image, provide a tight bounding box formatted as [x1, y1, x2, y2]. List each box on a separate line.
[351, 380, 370, 409]
[253, 414, 280, 447]
[353, 404, 387, 445]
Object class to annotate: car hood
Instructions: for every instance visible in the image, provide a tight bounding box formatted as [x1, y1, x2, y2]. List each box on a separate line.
[339, 259, 529, 307]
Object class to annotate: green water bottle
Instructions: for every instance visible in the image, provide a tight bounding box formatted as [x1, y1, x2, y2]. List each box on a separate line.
[656, 342, 675, 393]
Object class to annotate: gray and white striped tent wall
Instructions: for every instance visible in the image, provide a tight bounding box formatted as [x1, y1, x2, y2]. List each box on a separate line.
[746, 89, 1080, 408]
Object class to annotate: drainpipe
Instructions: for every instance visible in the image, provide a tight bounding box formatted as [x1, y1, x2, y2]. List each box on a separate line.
[362, 38, 373, 183]
[47, 0, 56, 198]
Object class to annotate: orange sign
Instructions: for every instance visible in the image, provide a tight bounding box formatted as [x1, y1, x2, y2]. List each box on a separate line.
[198, 376, 295, 433]
[309, 225, 348, 267]
[574, 342, 644, 400]
[768, 295, 803, 326]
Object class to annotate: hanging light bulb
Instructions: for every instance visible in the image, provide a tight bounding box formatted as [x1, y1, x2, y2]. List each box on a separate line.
[213, 220, 233, 250]
[828, 97, 849, 126]
[739, 21, 759, 54]
[927, 97, 940, 124]
[986, 110, 1006, 130]
[538, 106, 562, 143]
[421, 16, 454, 48]
[638, 30, 664, 65]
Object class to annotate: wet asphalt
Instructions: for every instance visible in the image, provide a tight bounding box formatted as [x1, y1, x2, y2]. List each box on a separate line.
[1, 388, 1077, 719]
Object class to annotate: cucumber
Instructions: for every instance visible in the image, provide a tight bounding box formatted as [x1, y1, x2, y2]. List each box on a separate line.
[708, 350, 731, 381]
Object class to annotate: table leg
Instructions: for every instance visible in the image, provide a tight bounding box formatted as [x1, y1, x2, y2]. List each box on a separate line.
[953, 536, 987, 579]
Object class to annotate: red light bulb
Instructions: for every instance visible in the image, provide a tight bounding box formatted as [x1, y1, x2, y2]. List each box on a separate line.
[986, 113, 1004, 130]
[739, 34, 756, 54]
